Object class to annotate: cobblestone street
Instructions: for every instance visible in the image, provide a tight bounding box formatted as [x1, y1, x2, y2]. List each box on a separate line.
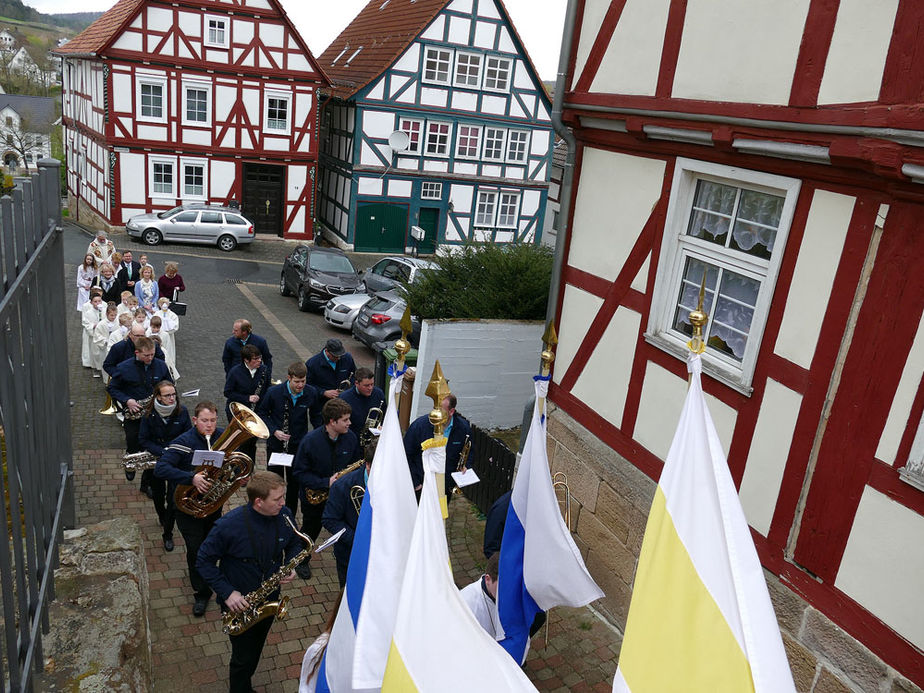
[64, 224, 620, 692]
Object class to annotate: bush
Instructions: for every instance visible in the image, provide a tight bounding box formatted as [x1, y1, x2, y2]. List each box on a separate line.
[403, 242, 554, 320]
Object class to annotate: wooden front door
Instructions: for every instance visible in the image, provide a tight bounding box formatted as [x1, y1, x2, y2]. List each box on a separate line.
[355, 202, 407, 253]
[417, 207, 440, 254]
[242, 163, 285, 237]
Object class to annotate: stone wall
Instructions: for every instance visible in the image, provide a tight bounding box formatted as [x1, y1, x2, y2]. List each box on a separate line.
[67, 192, 118, 235]
[546, 405, 922, 693]
[38, 518, 152, 691]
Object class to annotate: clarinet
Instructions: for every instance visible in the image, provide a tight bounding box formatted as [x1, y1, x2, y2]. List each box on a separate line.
[253, 366, 267, 399]
[281, 398, 291, 454]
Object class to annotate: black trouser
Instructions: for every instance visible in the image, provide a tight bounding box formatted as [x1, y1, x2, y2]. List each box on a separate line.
[334, 550, 349, 588]
[175, 509, 221, 598]
[123, 418, 141, 453]
[149, 475, 175, 538]
[140, 468, 154, 491]
[267, 463, 304, 530]
[228, 615, 273, 693]
[302, 497, 325, 542]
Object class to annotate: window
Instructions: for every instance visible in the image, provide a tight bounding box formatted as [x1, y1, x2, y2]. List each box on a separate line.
[181, 160, 206, 198]
[225, 214, 248, 225]
[423, 47, 452, 84]
[647, 158, 800, 392]
[454, 52, 482, 88]
[139, 81, 164, 120]
[399, 118, 423, 155]
[421, 181, 442, 199]
[150, 159, 174, 196]
[200, 211, 222, 224]
[475, 190, 497, 226]
[455, 124, 481, 159]
[205, 16, 228, 47]
[265, 93, 290, 133]
[497, 191, 520, 228]
[425, 121, 451, 157]
[483, 56, 512, 92]
[506, 130, 529, 163]
[184, 86, 209, 125]
[483, 127, 506, 161]
[174, 211, 198, 222]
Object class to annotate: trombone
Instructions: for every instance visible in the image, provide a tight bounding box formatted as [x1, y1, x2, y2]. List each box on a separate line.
[350, 485, 365, 515]
[545, 471, 572, 647]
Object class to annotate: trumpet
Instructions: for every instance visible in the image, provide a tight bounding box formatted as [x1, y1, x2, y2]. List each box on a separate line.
[359, 407, 383, 450]
[338, 379, 352, 392]
[350, 485, 365, 515]
[304, 459, 365, 505]
[451, 435, 472, 496]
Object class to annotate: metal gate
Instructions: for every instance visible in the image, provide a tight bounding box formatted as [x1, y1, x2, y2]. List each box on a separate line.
[0, 159, 72, 692]
[460, 423, 517, 515]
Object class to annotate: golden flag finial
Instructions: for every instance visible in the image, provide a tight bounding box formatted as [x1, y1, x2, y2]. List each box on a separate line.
[540, 321, 558, 378]
[687, 271, 709, 355]
[425, 360, 451, 437]
[394, 304, 413, 371]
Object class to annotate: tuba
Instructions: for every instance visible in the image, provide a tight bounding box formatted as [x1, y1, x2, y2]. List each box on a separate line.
[174, 402, 269, 518]
[359, 406, 384, 450]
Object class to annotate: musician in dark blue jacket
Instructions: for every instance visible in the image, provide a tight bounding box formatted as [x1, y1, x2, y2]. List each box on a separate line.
[305, 338, 356, 426]
[322, 438, 375, 587]
[403, 393, 472, 495]
[139, 381, 191, 552]
[154, 401, 223, 617]
[103, 323, 165, 377]
[223, 344, 270, 463]
[291, 398, 358, 579]
[197, 471, 305, 693]
[257, 362, 319, 519]
[222, 318, 273, 376]
[338, 366, 386, 443]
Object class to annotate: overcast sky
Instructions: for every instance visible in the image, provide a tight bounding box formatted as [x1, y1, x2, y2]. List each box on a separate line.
[23, 0, 566, 80]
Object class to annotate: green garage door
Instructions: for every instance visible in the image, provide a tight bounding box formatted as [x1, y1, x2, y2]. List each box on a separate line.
[355, 202, 408, 253]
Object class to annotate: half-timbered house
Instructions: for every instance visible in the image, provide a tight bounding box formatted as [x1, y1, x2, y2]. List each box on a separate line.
[316, 0, 552, 253]
[56, 0, 328, 239]
[550, 1, 924, 690]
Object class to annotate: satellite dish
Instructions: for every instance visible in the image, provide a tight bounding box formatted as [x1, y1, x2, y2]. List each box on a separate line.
[387, 130, 410, 152]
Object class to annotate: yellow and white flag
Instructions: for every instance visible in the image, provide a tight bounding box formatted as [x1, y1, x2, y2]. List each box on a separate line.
[614, 354, 795, 693]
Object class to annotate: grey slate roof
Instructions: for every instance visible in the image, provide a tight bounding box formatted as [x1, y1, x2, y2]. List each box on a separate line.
[0, 94, 56, 127]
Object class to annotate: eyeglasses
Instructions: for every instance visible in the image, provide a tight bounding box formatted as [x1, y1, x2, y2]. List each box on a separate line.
[161, 392, 177, 399]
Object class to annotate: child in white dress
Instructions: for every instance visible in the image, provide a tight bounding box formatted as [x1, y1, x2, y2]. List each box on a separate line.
[151, 297, 180, 379]
[92, 303, 119, 375]
[80, 290, 105, 368]
[76, 254, 98, 311]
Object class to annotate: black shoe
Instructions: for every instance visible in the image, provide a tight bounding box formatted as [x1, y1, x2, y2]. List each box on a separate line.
[140, 485, 153, 499]
[193, 596, 208, 617]
[125, 469, 136, 481]
[295, 561, 312, 580]
[163, 535, 174, 552]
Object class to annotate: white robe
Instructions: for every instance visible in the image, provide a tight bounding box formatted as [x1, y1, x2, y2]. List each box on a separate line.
[80, 302, 104, 368]
[298, 631, 329, 693]
[86, 239, 114, 265]
[92, 318, 119, 372]
[76, 265, 96, 311]
[152, 308, 180, 378]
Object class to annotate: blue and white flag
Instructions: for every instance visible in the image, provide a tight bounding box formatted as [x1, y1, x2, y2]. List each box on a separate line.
[497, 376, 604, 663]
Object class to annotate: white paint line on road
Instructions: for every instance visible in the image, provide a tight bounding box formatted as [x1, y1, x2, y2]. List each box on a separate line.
[235, 283, 312, 361]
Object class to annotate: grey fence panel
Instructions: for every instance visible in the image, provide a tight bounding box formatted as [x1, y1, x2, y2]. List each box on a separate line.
[461, 422, 517, 515]
[0, 159, 70, 693]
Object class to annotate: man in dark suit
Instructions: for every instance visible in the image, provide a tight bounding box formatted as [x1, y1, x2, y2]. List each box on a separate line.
[104, 323, 165, 377]
[222, 318, 273, 376]
[305, 338, 356, 427]
[403, 393, 471, 496]
[116, 250, 142, 292]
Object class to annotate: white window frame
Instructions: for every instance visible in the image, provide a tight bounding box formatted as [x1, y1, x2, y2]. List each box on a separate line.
[423, 46, 453, 85]
[204, 15, 229, 48]
[646, 158, 801, 393]
[454, 51, 482, 89]
[506, 129, 530, 163]
[496, 190, 520, 229]
[136, 75, 167, 123]
[148, 155, 177, 199]
[424, 120, 452, 158]
[182, 81, 211, 127]
[399, 117, 424, 155]
[483, 56, 512, 93]
[180, 157, 208, 200]
[482, 127, 507, 162]
[421, 181, 442, 200]
[474, 189, 497, 227]
[264, 91, 291, 135]
[455, 123, 482, 160]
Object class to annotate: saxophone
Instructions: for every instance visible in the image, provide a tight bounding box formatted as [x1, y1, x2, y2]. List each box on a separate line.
[122, 451, 158, 472]
[221, 515, 313, 636]
[304, 459, 365, 505]
[122, 395, 154, 421]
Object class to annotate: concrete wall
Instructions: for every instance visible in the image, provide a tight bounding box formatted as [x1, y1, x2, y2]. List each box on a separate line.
[546, 406, 923, 693]
[411, 319, 544, 428]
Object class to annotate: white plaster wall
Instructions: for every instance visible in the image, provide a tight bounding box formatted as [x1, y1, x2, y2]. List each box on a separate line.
[737, 379, 802, 536]
[387, 179, 412, 197]
[452, 92, 478, 111]
[553, 284, 604, 385]
[411, 320, 544, 427]
[358, 177, 383, 196]
[672, 0, 810, 105]
[421, 88, 448, 108]
[421, 15, 445, 42]
[474, 20, 495, 47]
[774, 189, 854, 369]
[478, 0, 500, 20]
[363, 110, 395, 139]
[450, 184, 473, 213]
[393, 44, 420, 73]
[817, 0, 898, 105]
[113, 32, 142, 52]
[836, 487, 924, 649]
[482, 95, 506, 115]
[635, 361, 736, 461]
[210, 160, 235, 197]
[569, 148, 665, 282]
[876, 311, 924, 464]
[572, 0, 618, 91]
[590, 0, 671, 96]
[448, 16, 471, 44]
[630, 255, 649, 293]
[119, 153, 145, 205]
[572, 306, 641, 429]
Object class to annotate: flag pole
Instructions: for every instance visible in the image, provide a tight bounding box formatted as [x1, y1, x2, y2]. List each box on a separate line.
[538, 321, 557, 413]
[686, 273, 708, 385]
[424, 360, 452, 517]
[391, 305, 413, 409]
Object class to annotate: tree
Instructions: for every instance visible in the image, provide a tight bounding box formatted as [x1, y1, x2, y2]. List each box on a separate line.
[0, 108, 53, 173]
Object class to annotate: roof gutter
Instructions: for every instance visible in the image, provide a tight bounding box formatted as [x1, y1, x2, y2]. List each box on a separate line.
[546, 0, 580, 326]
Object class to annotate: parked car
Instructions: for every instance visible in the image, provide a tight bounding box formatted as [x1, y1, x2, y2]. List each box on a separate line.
[126, 205, 255, 251]
[279, 245, 363, 311]
[360, 256, 438, 294]
[352, 290, 421, 351]
[324, 293, 372, 331]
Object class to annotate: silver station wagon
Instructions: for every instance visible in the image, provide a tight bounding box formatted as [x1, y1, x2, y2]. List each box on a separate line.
[126, 205, 256, 251]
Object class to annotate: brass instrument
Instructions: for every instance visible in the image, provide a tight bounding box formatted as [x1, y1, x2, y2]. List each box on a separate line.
[338, 379, 351, 392]
[221, 515, 313, 636]
[122, 395, 154, 420]
[174, 402, 269, 518]
[451, 435, 472, 496]
[100, 392, 118, 416]
[304, 459, 366, 505]
[547, 471, 572, 647]
[122, 450, 157, 472]
[350, 485, 365, 515]
[359, 406, 383, 450]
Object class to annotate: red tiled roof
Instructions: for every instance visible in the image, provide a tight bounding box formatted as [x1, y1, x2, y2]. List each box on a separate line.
[55, 0, 144, 56]
[318, 0, 449, 99]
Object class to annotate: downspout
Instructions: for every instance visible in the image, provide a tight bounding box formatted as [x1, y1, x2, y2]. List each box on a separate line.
[546, 0, 580, 326]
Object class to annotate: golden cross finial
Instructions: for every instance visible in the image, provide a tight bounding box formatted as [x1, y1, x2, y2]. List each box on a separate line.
[687, 272, 708, 355]
[394, 305, 412, 371]
[425, 360, 451, 437]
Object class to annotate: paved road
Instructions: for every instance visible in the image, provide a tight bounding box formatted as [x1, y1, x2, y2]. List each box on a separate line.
[63, 222, 620, 692]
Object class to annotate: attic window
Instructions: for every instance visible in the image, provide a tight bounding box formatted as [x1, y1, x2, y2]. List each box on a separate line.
[345, 46, 363, 66]
[332, 46, 349, 65]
